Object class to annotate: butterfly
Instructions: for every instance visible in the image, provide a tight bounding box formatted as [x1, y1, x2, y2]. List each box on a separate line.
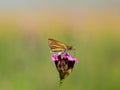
[48, 38, 72, 53]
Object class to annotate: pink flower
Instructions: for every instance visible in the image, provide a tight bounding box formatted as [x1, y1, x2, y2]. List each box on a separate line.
[51, 52, 78, 80]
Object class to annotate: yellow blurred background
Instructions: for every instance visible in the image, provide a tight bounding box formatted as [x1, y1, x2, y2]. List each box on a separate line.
[0, 0, 120, 90]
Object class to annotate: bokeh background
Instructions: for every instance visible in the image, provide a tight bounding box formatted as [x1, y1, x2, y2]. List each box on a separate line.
[0, 0, 120, 90]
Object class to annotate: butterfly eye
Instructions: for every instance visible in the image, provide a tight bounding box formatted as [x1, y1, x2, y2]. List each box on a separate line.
[68, 46, 72, 50]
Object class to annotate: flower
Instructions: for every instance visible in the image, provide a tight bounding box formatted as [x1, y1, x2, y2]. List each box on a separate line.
[51, 52, 78, 81]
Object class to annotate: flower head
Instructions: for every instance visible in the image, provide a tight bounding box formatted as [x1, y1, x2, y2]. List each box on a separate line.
[51, 52, 78, 80]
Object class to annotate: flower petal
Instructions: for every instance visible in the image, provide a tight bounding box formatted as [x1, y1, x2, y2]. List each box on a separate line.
[51, 52, 78, 62]
[51, 54, 58, 61]
[64, 53, 78, 62]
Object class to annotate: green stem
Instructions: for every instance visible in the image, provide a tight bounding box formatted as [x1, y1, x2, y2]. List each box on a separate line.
[59, 80, 63, 90]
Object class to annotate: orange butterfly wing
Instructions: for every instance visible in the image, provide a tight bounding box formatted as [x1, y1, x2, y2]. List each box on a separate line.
[48, 38, 68, 52]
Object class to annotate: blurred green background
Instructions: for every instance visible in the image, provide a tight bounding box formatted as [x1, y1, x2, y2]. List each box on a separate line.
[0, 0, 120, 90]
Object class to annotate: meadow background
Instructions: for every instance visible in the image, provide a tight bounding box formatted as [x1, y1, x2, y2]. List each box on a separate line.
[0, 0, 120, 90]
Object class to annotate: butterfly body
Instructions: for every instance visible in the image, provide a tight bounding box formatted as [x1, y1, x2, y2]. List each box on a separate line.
[48, 38, 72, 53]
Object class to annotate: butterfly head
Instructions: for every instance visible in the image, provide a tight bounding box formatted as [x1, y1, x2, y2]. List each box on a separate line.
[67, 46, 72, 50]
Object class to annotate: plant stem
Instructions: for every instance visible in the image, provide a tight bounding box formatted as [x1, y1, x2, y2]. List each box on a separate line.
[59, 80, 63, 90]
